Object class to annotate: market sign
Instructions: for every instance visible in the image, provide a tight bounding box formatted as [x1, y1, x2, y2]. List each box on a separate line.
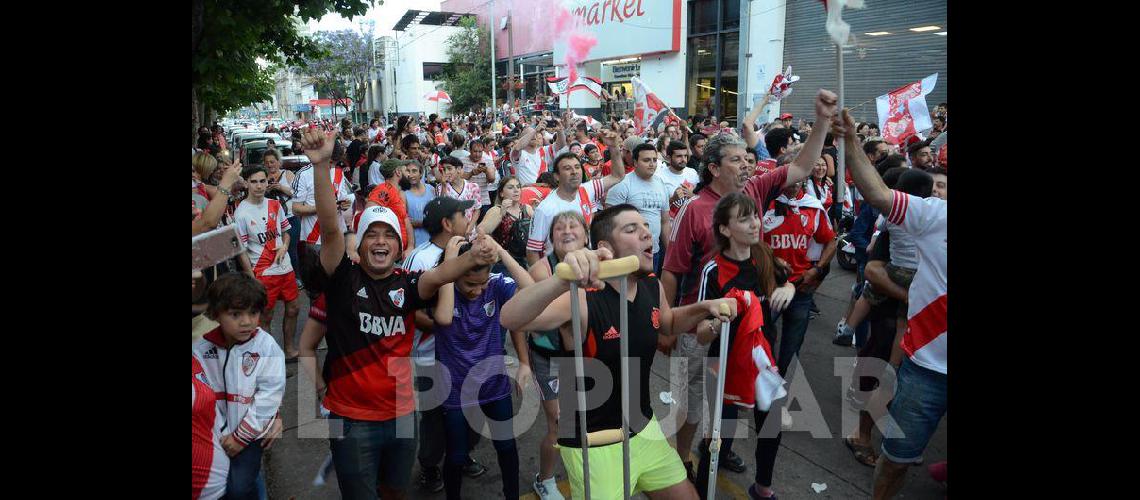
[554, 0, 681, 64]
[602, 62, 641, 81]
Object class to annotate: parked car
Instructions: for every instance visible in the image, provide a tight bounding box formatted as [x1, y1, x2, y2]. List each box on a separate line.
[280, 155, 311, 173]
[232, 132, 279, 155]
[240, 140, 292, 167]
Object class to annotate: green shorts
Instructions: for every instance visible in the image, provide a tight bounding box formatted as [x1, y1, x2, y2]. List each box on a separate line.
[559, 416, 689, 499]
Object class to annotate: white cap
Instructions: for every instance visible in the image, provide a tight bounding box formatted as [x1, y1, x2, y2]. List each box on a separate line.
[353, 206, 403, 250]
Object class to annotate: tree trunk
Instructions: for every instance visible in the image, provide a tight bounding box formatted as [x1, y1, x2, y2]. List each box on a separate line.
[192, 84, 200, 145]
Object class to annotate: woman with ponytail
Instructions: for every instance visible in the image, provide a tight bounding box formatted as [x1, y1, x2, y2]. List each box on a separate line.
[693, 192, 795, 500]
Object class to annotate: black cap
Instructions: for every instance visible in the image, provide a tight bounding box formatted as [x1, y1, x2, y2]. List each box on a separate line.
[423, 197, 476, 236]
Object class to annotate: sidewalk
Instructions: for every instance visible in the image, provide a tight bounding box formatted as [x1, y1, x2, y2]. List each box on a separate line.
[261, 264, 946, 499]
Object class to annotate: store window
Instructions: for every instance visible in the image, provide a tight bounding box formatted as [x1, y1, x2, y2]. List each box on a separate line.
[423, 62, 445, 80]
[687, 0, 741, 125]
[687, 35, 717, 118]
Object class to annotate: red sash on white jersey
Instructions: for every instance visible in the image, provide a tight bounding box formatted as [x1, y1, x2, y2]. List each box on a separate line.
[253, 200, 282, 275]
[306, 167, 344, 243]
[577, 186, 593, 225]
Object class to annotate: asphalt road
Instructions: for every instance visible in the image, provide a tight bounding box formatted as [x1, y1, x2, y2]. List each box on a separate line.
[258, 260, 946, 499]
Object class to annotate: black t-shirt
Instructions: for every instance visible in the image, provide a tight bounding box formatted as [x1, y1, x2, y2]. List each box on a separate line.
[558, 276, 660, 448]
[697, 253, 777, 357]
[307, 254, 433, 421]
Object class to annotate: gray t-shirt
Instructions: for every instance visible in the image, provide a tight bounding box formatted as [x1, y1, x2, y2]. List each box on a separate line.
[605, 173, 670, 253]
[876, 215, 919, 269]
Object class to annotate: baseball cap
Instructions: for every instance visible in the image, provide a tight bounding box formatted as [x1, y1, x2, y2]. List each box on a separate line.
[778, 113, 793, 120]
[354, 205, 404, 250]
[423, 197, 476, 236]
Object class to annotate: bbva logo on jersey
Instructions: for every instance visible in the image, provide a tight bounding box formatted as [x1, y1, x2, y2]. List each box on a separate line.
[359, 312, 408, 337]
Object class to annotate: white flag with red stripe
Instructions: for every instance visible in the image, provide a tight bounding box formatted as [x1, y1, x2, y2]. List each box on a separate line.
[424, 90, 452, 103]
[875, 73, 938, 145]
[820, 0, 866, 46]
[632, 77, 670, 135]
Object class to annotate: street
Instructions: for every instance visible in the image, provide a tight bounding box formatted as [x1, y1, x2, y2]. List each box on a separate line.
[261, 260, 947, 499]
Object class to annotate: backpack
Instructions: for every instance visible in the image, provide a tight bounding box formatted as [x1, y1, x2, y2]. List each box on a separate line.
[506, 208, 532, 262]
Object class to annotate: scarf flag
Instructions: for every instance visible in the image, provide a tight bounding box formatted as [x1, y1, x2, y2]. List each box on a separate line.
[875, 73, 938, 145]
[820, 0, 867, 46]
[546, 75, 604, 98]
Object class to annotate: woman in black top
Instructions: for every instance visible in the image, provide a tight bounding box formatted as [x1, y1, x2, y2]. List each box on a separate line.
[694, 192, 795, 500]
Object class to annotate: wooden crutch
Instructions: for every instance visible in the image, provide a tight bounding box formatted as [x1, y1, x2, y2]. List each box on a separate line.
[555, 255, 640, 499]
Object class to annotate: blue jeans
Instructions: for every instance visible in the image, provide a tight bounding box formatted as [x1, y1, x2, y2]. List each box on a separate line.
[771, 291, 815, 378]
[880, 358, 948, 463]
[442, 397, 519, 500]
[328, 412, 417, 498]
[224, 440, 262, 500]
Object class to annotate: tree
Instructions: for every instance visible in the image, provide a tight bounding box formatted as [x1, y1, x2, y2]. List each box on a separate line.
[297, 30, 373, 122]
[191, 0, 376, 141]
[439, 16, 492, 115]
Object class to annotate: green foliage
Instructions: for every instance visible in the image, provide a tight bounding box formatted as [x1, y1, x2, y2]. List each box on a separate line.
[296, 29, 373, 118]
[439, 16, 492, 115]
[192, 0, 376, 117]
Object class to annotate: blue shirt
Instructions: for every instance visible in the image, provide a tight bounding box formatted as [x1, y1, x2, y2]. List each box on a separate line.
[404, 186, 436, 248]
[434, 273, 518, 409]
[850, 203, 880, 262]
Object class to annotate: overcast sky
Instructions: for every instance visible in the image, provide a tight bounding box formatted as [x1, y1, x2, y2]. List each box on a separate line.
[306, 0, 444, 38]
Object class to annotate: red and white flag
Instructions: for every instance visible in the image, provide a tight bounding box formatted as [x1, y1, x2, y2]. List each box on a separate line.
[875, 73, 938, 145]
[423, 90, 452, 103]
[632, 77, 670, 135]
[546, 75, 604, 98]
[820, 0, 866, 46]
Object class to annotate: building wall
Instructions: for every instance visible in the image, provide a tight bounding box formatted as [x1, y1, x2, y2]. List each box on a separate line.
[779, 0, 947, 127]
[383, 24, 459, 116]
[441, 0, 556, 62]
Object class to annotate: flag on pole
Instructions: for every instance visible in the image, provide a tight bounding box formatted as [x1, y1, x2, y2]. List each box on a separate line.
[546, 75, 604, 98]
[820, 0, 866, 46]
[875, 73, 938, 145]
[423, 90, 452, 103]
[631, 77, 670, 135]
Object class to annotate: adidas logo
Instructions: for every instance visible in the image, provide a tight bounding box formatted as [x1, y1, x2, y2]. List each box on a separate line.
[357, 287, 369, 299]
[603, 327, 620, 340]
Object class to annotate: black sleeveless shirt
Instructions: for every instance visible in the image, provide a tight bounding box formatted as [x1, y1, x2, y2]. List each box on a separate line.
[558, 275, 661, 448]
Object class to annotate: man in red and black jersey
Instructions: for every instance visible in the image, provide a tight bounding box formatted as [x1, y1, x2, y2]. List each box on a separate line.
[501, 204, 737, 500]
[298, 128, 501, 500]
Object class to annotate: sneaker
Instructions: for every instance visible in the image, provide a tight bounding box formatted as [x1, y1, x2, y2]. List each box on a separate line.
[928, 461, 947, 483]
[533, 473, 565, 500]
[832, 321, 854, 346]
[463, 457, 488, 478]
[721, 450, 746, 473]
[781, 407, 793, 430]
[419, 466, 444, 493]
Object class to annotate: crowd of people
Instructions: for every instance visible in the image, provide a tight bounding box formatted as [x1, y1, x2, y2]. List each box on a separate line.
[193, 90, 948, 500]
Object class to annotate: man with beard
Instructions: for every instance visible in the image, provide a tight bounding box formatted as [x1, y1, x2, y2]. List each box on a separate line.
[606, 143, 672, 275]
[367, 159, 416, 252]
[525, 130, 627, 266]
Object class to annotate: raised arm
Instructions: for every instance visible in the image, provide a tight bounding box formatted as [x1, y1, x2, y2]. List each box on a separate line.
[192, 162, 242, 235]
[600, 130, 626, 191]
[417, 233, 500, 300]
[433, 237, 464, 326]
[832, 108, 893, 213]
[512, 126, 539, 162]
[741, 94, 771, 150]
[783, 90, 838, 189]
[299, 129, 344, 277]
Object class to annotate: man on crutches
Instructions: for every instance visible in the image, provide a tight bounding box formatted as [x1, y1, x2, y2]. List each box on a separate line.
[501, 204, 738, 500]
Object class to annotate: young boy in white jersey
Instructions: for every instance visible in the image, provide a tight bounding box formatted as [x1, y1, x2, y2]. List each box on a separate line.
[192, 274, 286, 500]
[236, 166, 301, 359]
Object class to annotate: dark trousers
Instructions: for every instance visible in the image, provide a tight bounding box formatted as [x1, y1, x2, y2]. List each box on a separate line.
[442, 397, 519, 499]
[224, 440, 263, 500]
[696, 404, 782, 498]
[415, 370, 447, 470]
